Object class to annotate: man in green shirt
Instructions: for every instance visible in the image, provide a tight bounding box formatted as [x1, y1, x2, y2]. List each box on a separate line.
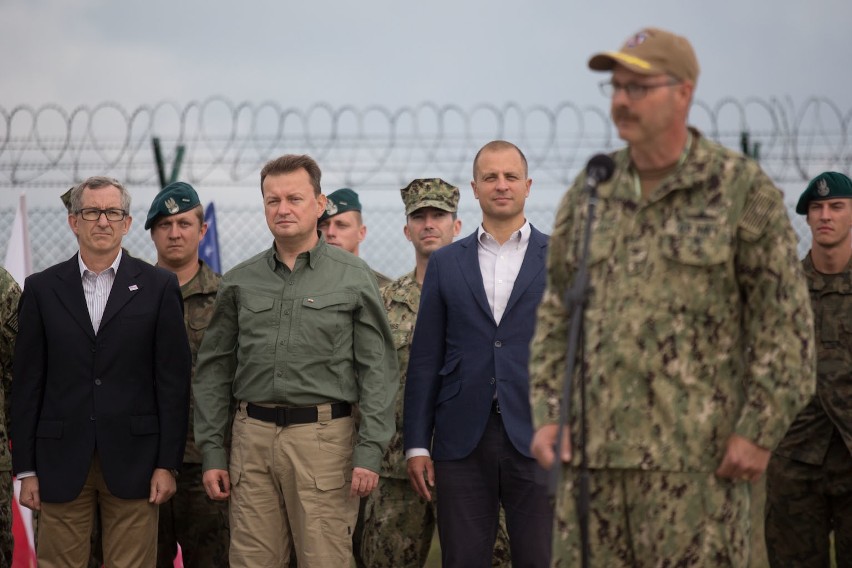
[193, 154, 398, 567]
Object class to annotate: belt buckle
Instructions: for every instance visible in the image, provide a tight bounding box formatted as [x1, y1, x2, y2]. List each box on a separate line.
[275, 406, 290, 427]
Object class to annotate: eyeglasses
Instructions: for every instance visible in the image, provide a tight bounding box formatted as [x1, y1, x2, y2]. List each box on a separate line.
[599, 79, 680, 100]
[76, 208, 128, 222]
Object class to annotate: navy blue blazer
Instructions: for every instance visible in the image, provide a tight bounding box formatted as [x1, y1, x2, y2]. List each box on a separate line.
[404, 225, 548, 461]
[11, 252, 191, 502]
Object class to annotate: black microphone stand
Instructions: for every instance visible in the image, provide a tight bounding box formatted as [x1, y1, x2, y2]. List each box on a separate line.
[547, 182, 599, 568]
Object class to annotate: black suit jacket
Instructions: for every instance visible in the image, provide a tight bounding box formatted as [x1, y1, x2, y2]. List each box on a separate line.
[11, 252, 191, 502]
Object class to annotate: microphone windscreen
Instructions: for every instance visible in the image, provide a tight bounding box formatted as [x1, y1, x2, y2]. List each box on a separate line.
[586, 154, 616, 183]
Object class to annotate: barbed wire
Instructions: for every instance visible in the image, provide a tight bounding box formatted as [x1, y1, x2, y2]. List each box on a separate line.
[1, 97, 849, 192]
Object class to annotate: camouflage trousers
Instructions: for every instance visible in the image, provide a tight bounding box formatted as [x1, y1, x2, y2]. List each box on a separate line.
[0, 471, 12, 568]
[552, 467, 750, 567]
[157, 463, 230, 568]
[765, 432, 852, 567]
[360, 476, 512, 567]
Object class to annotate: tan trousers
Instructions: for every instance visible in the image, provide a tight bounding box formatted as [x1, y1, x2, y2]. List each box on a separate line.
[37, 454, 158, 568]
[228, 402, 359, 568]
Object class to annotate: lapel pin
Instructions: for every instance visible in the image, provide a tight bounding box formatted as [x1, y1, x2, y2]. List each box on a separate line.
[129, 284, 139, 291]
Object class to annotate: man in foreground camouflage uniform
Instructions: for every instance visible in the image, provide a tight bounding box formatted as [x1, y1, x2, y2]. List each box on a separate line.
[0, 267, 21, 568]
[146, 182, 227, 567]
[529, 27, 816, 566]
[765, 172, 852, 567]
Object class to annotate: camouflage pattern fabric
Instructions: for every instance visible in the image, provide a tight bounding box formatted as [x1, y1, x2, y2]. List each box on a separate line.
[360, 477, 513, 567]
[363, 271, 511, 567]
[529, 129, 815, 563]
[552, 468, 750, 567]
[765, 433, 852, 567]
[0, 471, 12, 568]
[179, 261, 222, 464]
[373, 269, 393, 290]
[773, 255, 852, 464]
[765, 255, 852, 566]
[158, 261, 227, 567]
[157, 463, 229, 567]
[0, 268, 20, 567]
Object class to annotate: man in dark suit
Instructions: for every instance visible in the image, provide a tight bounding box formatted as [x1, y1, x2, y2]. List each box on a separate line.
[404, 140, 553, 567]
[12, 176, 191, 568]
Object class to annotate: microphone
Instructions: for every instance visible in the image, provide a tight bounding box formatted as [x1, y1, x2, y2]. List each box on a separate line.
[583, 154, 616, 192]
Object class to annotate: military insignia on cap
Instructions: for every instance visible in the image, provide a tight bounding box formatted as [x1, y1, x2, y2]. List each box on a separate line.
[816, 178, 830, 197]
[625, 31, 648, 48]
[165, 197, 179, 214]
[325, 200, 338, 216]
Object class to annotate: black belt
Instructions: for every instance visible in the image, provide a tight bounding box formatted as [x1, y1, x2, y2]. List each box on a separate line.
[246, 402, 351, 427]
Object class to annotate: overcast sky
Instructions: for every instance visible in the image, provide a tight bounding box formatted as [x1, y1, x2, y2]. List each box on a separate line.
[3, 0, 851, 111]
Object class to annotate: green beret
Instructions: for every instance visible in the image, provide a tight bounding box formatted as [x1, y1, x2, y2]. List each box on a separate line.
[400, 178, 459, 215]
[145, 181, 201, 229]
[60, 187, 73, 212]
[320, 188, 361, 222]
[796, 171, 852, 214]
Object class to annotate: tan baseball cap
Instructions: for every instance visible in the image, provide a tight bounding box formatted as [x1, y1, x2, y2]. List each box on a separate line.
[588, 27, 699, 83]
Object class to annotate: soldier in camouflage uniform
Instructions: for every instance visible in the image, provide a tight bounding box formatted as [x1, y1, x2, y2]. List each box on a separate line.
[319, 187, 392, 288]
[0, 267, 20, 568]
[529, 28, 816, 567]
[145, 182, 228, 567]
[361, 178, 513, 567]
[765, 172, 852, 567]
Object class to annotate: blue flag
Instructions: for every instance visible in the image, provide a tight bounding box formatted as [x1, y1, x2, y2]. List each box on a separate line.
[199, 202, 222, 274]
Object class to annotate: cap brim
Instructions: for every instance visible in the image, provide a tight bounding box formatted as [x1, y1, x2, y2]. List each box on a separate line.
[406, 200, 456, 215]
[588, 51, 660, 75]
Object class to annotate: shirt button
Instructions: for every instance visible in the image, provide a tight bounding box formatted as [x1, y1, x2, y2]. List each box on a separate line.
[276, 371, 283, 377]
[490, 377, 496, 385]
[494, 340, 502, 348]
[90, 415, 96, 421]
[95, 379, 102, 386]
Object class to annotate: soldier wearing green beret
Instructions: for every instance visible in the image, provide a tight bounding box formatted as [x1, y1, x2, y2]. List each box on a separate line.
[146, 182, 228, 568]
[766, 171, 852, 566]
[318, 188, 392, 288]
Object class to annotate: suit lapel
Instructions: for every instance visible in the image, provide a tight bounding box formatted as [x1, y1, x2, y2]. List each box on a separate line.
[457, 232, 495, 324]
[100, 253, 144, 331]
[55, 254, 96, 340]
[503, 226, 547, 317]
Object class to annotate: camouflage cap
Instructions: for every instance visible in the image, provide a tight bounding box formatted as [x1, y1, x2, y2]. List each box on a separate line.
[589, 27, 700, 83]
[145, 181, 201, 229]
[400, 178, 459, 215]
[796, 171, 852, 214]
[320, 187, 361, 222]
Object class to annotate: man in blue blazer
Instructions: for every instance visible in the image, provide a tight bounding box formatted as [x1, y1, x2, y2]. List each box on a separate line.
[12, 176, 191, 567]
[404, 140, 553, 567]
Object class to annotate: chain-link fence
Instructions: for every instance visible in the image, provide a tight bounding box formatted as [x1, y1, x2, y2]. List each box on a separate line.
[0, 97, 847, 276]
